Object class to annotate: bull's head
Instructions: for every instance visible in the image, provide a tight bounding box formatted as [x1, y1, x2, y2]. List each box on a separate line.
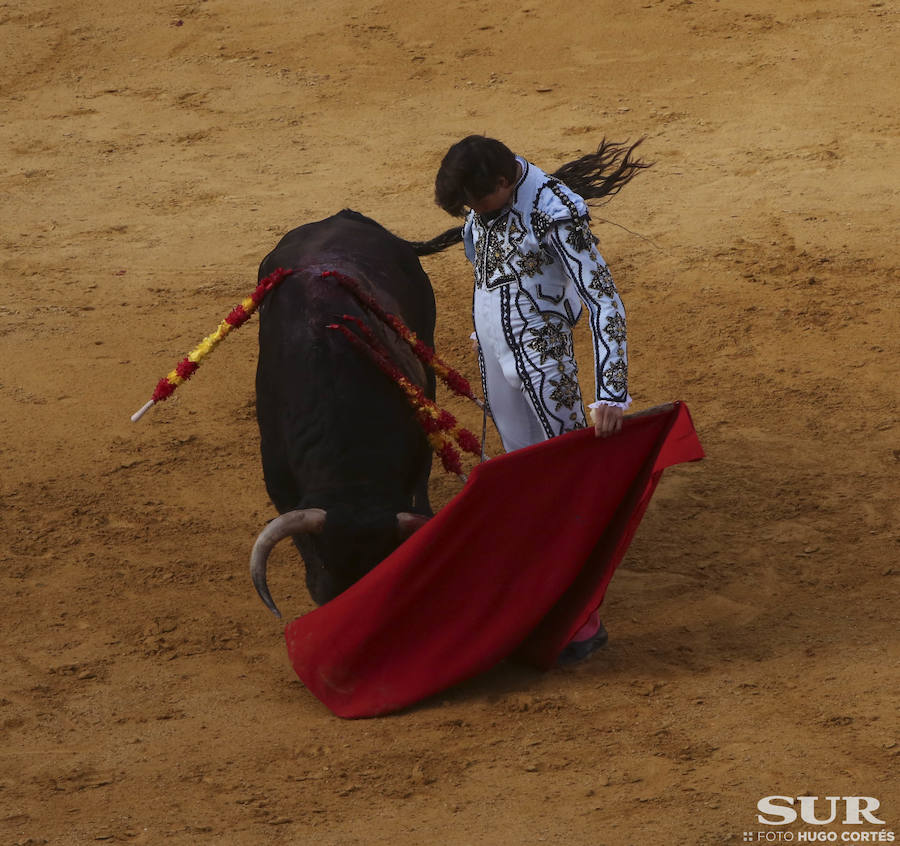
[250, 508, 429, 617]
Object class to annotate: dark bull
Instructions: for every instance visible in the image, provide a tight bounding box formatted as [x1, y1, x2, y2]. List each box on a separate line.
[250, 210, 440, 616]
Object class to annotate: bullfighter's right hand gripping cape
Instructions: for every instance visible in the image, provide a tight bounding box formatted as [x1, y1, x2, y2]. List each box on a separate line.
[284, 401, 704, 718]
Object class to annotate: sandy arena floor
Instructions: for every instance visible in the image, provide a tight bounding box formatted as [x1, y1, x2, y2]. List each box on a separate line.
[1, 0, 897, 843]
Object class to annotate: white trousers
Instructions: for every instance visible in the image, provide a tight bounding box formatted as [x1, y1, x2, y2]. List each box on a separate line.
[474, 284, 587, 453]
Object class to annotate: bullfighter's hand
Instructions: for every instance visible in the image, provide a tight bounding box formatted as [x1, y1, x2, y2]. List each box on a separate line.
[591, 405, 623, 438]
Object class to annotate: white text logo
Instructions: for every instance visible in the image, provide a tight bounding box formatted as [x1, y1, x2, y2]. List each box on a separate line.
[758, 797, 886, 827]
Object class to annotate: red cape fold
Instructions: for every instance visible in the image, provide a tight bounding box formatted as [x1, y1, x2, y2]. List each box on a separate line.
[284, 401, 704, 718]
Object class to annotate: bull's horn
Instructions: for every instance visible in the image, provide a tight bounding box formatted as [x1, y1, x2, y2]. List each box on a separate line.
[397, 512, 430, 538]
[250, 508, 327, 618]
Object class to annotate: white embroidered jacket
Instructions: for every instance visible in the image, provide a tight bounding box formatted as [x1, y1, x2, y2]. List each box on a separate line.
[462, 157, 631, 408]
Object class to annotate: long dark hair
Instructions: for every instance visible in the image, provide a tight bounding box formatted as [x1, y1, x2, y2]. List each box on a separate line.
[409, 137, 651, 256]
[434, 136, 519, 217]
[551, 137, 649, 204]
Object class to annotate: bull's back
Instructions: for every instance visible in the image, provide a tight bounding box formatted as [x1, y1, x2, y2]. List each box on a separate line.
[254, 212, 435, 514]
[258, 210, 435, 344]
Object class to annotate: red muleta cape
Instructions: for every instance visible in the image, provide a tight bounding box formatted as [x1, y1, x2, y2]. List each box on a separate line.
[284, 401, 704, 718]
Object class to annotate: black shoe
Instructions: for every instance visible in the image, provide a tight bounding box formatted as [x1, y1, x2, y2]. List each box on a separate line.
[557, 621, 609, 666]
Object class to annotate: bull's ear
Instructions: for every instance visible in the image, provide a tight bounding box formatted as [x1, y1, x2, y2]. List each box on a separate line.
[396, 512, 430, 539]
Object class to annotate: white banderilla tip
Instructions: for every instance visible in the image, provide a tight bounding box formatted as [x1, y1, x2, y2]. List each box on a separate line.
[130, 400, 155, 423]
